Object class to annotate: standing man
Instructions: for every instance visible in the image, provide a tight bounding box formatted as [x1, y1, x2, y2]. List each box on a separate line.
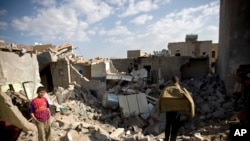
[30, 86, 52, 141]
[157, 76, 195, 141]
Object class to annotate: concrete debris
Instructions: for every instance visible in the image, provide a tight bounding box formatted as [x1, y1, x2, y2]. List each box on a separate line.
[2, 75, 241, 141]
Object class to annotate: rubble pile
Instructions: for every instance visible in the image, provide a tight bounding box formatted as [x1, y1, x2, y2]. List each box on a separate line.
[16, 75, 243, 141]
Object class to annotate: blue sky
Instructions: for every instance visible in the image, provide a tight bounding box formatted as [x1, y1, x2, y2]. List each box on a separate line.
[0, 0, 220, 59]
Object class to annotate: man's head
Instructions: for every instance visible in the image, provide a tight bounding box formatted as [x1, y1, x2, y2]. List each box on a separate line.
[36, 86, 46, 98]
[171, 76, 179, 84]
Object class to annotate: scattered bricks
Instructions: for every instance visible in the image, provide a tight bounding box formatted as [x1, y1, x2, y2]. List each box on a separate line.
[110, 128, 125, 140]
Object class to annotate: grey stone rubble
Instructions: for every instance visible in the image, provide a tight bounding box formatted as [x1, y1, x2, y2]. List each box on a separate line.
[16, 75, 243, 141]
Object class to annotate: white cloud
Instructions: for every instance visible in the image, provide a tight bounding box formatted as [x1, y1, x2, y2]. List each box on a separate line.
[7, 0, 219, 58]
[99, 25, 132, 36]
[107, 0, 126, 6]
[130, 14, 153, 25]
[0, 21, 8, 30]
[0, 9, 7, 16]
[69, 0, 113, 23]
[32, 0, 57, 7]
[115, 20, 122, 25]
[11, 0, 114, 43]
[119, 0, 158, 17]
[12, 16, 32, 31]
[147, 1, 219, 42]
[198, 25, 219, 43]
[113, 1, 220, 53]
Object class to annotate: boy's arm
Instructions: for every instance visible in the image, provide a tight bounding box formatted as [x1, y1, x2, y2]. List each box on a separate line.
[29, 103, 39, 122]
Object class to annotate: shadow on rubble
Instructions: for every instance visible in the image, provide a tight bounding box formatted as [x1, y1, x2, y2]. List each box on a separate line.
[175, 75, 246, 140]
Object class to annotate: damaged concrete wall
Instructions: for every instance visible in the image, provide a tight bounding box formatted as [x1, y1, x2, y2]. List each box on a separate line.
[91, 62, 107, 80]
[217, 0, 250, 95]
[70, 65, 106, 100]
[37, 51, 57, 71]
[181, 58, 209, 79]
[112, 56, 191, 81]
[110, 58, 134, 73]
[108, 61, 120, 73]
[50, 59, 71, 88]
[0, 51, 40, 86]
[72, 64, 91, 79]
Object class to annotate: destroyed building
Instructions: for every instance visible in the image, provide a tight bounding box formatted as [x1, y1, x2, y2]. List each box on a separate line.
[0, 42, 39, 135]
[168, 34, 218, 73]
[0, 0, 250, 140]
[111, 53, 209, 82]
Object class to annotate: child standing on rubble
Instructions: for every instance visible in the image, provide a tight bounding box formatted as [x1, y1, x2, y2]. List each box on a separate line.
[30, 86, 51, 141]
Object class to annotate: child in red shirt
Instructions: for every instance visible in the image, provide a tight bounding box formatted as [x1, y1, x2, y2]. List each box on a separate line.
[30, 86, 51, 141]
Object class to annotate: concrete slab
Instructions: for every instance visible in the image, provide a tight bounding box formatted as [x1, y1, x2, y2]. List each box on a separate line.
[137, 93, 150, 114]
[127, 94, 140, 116]
[118, 95, 130, 117]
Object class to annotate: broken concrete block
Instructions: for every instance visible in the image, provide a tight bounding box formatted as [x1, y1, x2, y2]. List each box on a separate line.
[137, 93, 149, 114]
[127, 94, 140, 116]
[65, 129, 90, 141]
[193, 133, 206, 141]
[139, 136, 150, 141]
[119, 95, 130, 117]
[110, 128, 125, 140]
[0, 92, 37, 132]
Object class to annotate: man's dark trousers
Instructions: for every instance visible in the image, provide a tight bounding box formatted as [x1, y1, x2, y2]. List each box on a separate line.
[165, 112, 180, 141]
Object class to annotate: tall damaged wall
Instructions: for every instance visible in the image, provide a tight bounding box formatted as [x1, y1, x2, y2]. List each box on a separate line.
[0, 51, 40, 86]
[50, 59, 71, 88]
[217, 0, 250, 95]
[0, 51, 39, 133]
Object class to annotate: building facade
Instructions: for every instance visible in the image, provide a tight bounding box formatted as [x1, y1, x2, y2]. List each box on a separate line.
[168, 35, 218, 72]
[127, 50, 148, 58]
